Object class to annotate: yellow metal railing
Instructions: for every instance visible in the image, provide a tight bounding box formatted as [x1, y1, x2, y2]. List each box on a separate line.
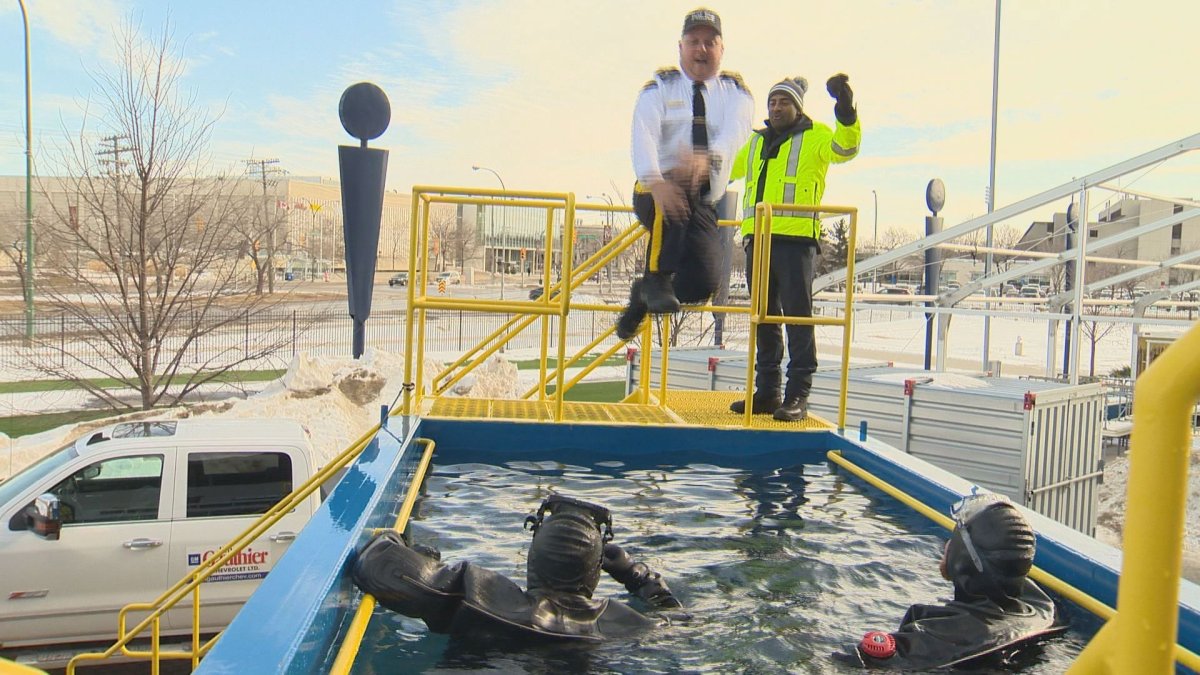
[827, 450, 1200, 673]
[330, 438, 437, 674]
[1070, 321, 1200, 674]
[66, 423, 385, 674]
[401, 187, 856, 429]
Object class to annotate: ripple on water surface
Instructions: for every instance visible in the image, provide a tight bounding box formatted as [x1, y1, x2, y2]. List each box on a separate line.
[356, 459, 1088, 674]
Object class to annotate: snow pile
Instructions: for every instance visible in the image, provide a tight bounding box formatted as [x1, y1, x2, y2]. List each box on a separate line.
[467, 357, 520, 399]
[1095, 442, 1200, 581]
[2, 349, 434, 477]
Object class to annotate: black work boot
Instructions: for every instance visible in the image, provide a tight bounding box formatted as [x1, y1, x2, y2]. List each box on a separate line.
[615, 279, 648, 340]
[641, 272, 680, 314]
[773, 396, 809, 422]
[729, 391, 783, 415]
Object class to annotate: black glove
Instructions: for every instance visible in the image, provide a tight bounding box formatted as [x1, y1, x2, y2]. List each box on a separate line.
[826, 73, 856, 125]
[602, 543, 683, 609]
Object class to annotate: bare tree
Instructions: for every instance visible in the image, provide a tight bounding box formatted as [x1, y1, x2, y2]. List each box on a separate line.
[0, 196, 28, 293]
[427, 206, 481, 272]
[1079, 320, 1119, 377]
[32, 21, 296, 410]
[232, 189, 288, 295]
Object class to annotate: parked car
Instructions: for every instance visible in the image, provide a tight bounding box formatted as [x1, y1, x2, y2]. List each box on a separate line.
[0, 419, 329, 654]
[878, 285, 913, 296]
[728, 279, 750, 299]
[434, 271, 461, 285]
[388, 272, 409, 287]
[1020, 286, 1045, 298]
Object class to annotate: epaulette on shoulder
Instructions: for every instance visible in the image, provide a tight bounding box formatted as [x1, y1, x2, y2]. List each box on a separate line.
[655, 67, 681, 81]
[642, 79, 658, 91]
[719, 70, 749, 93]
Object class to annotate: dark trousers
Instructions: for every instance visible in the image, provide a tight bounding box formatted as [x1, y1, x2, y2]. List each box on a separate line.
[744, 236, 817, 399]
[633, 189, 722, 304]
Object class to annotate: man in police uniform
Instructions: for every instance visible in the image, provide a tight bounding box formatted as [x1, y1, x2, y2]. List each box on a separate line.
[728, 74, 861, 421]
[616, 8, 754, 340]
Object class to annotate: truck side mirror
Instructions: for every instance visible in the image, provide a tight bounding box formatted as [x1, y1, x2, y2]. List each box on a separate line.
[28, 494, 62, 541]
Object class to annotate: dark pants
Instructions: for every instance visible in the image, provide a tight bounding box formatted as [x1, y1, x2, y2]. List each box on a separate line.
[744, 236, 817, 399]
[633, 189, 722, 304]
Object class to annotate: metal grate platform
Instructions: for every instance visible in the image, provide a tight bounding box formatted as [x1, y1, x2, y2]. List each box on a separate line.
[421, 391, 833, 431]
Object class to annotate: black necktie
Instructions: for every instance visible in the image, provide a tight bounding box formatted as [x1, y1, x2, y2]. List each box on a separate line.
[692, 81, 708, 150]
[693, 80, 709, 196]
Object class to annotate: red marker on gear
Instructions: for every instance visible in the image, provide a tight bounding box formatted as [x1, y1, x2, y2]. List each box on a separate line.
[860, 631, 896, 659]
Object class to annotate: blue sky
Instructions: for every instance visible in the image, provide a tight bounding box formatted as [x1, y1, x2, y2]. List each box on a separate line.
[2, 1, 1198, 237]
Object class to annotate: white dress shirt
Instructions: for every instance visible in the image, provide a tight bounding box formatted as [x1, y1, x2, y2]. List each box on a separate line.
[631, 66, 754, 204]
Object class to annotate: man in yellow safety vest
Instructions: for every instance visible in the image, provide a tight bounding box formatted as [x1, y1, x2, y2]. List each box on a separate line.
[729, 74, 861, 421]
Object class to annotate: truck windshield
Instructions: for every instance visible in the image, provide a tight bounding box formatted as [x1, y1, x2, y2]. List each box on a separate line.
[0, 442, 80, 508]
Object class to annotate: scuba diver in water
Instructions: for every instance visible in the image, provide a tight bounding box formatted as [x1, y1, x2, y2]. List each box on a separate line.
[845, 493, 1067, 669]
[352, 494, 684, 642]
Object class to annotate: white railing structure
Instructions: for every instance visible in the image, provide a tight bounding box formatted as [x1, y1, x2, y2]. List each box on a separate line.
[813, 133, 1200, 383]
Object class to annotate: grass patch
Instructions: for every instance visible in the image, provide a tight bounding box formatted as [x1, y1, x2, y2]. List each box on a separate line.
[0, 409, 129, 438]
[512, 355, 625, 371]
[544, 380, 626, 403]
[0, 370, 286, 395]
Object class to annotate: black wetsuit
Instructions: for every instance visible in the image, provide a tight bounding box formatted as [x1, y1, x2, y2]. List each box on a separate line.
[353, 531, 678, 642]
[844, 576, 1065, 669]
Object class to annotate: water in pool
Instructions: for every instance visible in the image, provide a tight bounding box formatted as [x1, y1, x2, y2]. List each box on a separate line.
[352, 458, 1089, 673]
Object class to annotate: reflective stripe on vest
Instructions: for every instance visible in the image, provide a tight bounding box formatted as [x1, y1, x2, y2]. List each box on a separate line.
[743, 132, 808, 218]
[781, 134, 804, 204]
[741, 134, 762, 220]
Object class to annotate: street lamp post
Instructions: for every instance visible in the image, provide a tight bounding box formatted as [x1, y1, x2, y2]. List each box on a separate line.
[871, 189, 878, 292]
[472, 165, 506, 299]
[19, 0, 34, 341]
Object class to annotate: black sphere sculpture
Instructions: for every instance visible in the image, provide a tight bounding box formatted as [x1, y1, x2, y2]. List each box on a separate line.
[339, 82, 391, 146]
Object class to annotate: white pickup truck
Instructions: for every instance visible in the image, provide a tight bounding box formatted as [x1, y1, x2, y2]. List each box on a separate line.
[0, 418, 323, 652]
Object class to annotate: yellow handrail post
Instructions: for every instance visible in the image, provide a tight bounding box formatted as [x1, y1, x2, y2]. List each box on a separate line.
[838, 208, 857, 432]
[401, 189, 422, 415]
[1070, 322, 1200, 674]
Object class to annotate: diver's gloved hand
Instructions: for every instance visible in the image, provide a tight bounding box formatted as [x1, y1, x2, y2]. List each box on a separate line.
[826, 73, 856, 125]
[412, 542, 441, 561]
[396, 530, 442, 561]
[602, 543, 683, 609]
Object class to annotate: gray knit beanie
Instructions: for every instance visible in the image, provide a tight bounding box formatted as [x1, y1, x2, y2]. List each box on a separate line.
[769, 77, 808, 111]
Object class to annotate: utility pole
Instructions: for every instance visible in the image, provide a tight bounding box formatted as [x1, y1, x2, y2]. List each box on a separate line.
[246, 158, 283, 293]
[19, 0, 33, 342]
[97, 135, 131, 281]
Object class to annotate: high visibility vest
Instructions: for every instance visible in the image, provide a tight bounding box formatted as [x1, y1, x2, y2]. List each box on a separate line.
[731, 118, 861, 239]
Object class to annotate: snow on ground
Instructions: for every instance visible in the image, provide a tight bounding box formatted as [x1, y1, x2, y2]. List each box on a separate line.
[1095, 438, 1200, 580]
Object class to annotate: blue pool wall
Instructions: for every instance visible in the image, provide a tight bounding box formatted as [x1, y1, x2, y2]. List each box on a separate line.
[197, 417, 1200, 674]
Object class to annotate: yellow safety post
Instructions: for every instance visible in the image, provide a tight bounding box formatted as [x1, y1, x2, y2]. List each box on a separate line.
[401, 191, 422, 415]
[1070, 322, 1200, 674]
